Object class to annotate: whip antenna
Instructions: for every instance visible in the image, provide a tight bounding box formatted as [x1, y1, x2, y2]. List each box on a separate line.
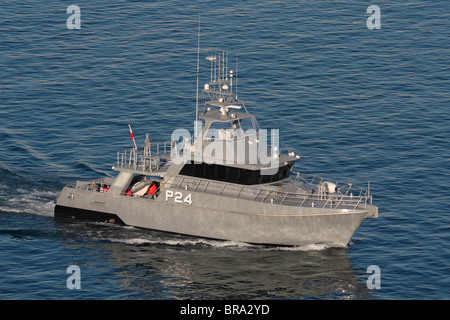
[195, 15, 200, 124]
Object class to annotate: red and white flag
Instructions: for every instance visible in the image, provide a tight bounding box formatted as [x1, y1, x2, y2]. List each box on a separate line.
[128, 124, 137, 149]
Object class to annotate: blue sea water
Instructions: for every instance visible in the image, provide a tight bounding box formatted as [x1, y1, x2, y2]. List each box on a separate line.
[0, 0, 449, 300]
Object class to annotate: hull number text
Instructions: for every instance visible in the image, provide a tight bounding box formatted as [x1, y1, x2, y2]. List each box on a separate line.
[165, 190, 192, 205]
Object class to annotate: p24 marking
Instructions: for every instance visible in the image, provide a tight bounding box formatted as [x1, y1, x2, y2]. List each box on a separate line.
[165, 190, 192, 205]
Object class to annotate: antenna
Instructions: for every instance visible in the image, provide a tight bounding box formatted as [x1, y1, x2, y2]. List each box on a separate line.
[235, 55, 238, 100]
[206, 55, 216, 84]
[226, 52, 228, 80]
[214, 54, 216, 83]
[195, 15, 200, 124]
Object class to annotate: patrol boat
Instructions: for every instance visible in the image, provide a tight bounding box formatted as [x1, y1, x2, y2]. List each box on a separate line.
[54, 52, 378, 247]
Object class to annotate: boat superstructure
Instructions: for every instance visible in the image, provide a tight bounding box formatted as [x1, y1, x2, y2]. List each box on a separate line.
[55, 51, 377, 247]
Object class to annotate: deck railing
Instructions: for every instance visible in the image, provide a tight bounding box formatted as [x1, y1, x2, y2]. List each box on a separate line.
[160, 172, 371, 210]
[68, 170, 371, 211]
[115, 140, 175, 172]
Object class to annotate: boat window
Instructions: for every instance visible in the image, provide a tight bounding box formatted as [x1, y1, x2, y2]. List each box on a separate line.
[251, 116, 260, 132]
[239, 117, 254, 131]
[204, 121, 232, 141]
[179, 161, 295, 185]
[204, 116, 258, 141]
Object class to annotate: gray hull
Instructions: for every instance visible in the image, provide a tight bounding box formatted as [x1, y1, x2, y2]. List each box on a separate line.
[55, 185, 373, 247]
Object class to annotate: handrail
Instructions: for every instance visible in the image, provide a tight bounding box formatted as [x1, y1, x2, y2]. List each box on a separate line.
[69, 175, 372, 209]
[160, 172, 370, 210]
[116, 140, 174, 173]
